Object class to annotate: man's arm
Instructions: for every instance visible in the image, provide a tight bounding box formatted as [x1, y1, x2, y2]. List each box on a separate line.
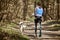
[41, 8, 44, 16]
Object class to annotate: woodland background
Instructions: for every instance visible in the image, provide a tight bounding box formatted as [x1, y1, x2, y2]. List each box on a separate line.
[0, 0, 60, 40]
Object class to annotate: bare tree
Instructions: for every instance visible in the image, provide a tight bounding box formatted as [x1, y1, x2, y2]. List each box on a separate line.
[22, 0, 28, 20]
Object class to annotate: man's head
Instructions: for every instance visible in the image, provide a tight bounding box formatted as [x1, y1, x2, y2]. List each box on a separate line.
[37, 2, 41, 6]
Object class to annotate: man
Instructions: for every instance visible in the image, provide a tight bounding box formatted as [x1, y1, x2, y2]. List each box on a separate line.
[34, 2, 43, 37]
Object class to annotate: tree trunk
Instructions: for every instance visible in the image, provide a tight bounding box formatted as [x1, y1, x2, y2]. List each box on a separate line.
[23, 0, 28, 20]
[57, 0, 59, 21]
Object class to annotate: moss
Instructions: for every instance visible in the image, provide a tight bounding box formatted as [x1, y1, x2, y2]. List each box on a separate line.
[0, 23, 29, 40]
[27, 17, 34, 22]
[0, 31, 29, 40]
[43, 20, 60, 25]
[46, 24, 60, 31]
[43, 20, 60, 31]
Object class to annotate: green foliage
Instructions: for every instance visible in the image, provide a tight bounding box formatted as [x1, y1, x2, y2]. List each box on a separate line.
[35, 0, 40, 2]
[27, 17, 34, 22]
[43, 20, 60, 25]
[0, 31, 29, 40]
[43, 20, 60, 31]
[0, 23, 29, 40]
[46, 25, 60, 31]
[45, 0, 48, 2]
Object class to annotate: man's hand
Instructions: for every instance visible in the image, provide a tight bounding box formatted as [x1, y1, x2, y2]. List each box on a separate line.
[32, 13, 34, 16]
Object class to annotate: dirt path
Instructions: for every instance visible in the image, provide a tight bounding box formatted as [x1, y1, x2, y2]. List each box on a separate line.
[23, 22, 60, 40]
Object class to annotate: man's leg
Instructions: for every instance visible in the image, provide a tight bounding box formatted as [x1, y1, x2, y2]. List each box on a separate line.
[39, 18, 42, 37]
[34, 19, 38, 37]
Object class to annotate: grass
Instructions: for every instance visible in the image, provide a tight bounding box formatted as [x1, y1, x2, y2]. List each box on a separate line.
[43, 20, 60, 25]
[27, 17, 34, 22]
[44, 20, 60, 31]
[0, 23, 29, 40]
[47, 24, 60, 31]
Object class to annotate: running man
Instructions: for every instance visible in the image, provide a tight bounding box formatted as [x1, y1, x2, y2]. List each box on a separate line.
[34, 2, 43, 37]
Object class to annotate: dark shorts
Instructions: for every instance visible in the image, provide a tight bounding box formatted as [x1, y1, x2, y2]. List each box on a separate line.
[34, 16, 42, 23]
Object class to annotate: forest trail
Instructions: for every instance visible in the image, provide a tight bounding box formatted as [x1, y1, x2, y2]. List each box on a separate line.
[23, 22, 60, 40]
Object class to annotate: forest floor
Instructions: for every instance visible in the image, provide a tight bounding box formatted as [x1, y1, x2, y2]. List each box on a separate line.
[23, 21, 60, 40]
[0, 20, 60, 40]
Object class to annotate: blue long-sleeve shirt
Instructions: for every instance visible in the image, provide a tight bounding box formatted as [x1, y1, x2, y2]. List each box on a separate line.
[35, 6, 43, 17]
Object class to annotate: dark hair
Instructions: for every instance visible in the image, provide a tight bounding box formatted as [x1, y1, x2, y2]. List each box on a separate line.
[37, 2, 41, 6]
